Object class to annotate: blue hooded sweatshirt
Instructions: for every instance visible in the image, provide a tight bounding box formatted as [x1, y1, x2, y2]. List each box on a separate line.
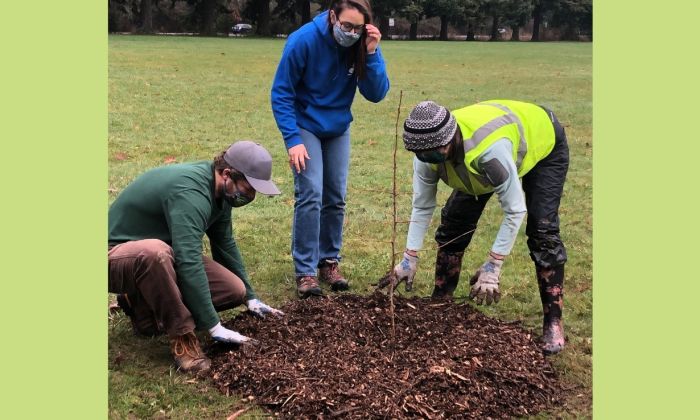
[271, 11, 390, 149]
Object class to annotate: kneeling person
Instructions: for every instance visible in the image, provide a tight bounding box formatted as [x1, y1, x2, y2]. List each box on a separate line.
[109, 141, 284, 373]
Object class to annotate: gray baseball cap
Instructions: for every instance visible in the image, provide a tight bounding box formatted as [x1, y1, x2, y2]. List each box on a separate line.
[223, 141, 281, 195]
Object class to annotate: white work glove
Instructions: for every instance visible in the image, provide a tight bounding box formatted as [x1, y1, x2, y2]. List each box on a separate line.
[469, 254, 503, 305]
[246, 299, 285, 318]
[378, 251, 419, 291]
[393, 252, 419, 291]
[208, 322, 257, 345]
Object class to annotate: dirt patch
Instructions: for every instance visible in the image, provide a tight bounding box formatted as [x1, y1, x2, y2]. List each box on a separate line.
[209, 293, 561, 418]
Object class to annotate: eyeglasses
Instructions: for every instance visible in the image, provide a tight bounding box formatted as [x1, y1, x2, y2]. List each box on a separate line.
[338, 20, 365, 33]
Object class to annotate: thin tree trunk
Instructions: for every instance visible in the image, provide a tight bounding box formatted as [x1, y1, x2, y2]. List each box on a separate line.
[200, 0, 217, 36]
[510, 24, 520, 41]
[298, 0, 311, 26]
[439, 15, 448, 41]
[532, 3, 542, 41]
[409, 21, 418, 40]
[490, 16, 499, 41]
[466, 21, 475, 41]
[255, 0, 271, 36]
[563, 23, 578, 41]
[378, 15, 390, 39]
[139, 0, 153, 33]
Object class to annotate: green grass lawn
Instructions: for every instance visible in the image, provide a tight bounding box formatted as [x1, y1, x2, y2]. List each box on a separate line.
[109, 35, 591, 419]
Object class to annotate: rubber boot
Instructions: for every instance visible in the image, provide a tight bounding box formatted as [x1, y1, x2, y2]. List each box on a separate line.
[432, 250, 465, 298]
[536, 264, 566, 355]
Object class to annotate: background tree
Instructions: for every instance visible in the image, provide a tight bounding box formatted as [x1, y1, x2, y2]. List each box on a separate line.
[501, 0, 533, 41]
[400, 0, 424, 40]
[241, 0, 271, 35]
[531, 0, 557, 41]
[478, 0, 510, 41]
[138, 0, 155, 33]
[423, 0, 461, 40]
[551, 0, 592, 40]
[458, 0, 483, 41]
[183, 0, 241, 35]
[373, 0, 410, 37]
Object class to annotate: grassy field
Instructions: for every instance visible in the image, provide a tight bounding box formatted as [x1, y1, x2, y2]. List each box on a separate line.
[109, 35, 591, 418]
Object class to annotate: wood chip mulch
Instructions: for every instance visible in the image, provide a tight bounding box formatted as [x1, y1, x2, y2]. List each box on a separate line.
[209, 292, 561, 419]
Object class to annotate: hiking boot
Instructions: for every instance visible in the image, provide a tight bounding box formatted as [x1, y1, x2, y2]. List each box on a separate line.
[170, 332, 211, 373]
[318, 259, 349, 291]
[542, 319, 565, 355]
[296, 276, 323, 298]
[431, 250, 465, 298]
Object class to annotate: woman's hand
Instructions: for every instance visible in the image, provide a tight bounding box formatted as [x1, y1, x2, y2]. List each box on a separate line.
[288, 144, 310, 173]
[365, 24, 381, 54]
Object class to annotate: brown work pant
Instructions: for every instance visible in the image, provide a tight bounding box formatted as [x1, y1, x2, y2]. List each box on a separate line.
[108, 239, 246, 337]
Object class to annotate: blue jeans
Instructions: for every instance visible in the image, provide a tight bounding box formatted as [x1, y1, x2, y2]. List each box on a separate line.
[292, 128, 350, 276]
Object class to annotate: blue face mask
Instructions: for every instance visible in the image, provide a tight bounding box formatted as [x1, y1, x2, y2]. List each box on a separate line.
[415, 150, 448, 164]
[333, 22, 361, 47]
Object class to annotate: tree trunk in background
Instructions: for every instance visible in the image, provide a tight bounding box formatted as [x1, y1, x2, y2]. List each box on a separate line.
[409, 21, 418, 40]
[256, 0, 271, 36]
[490, 16, 499, 41]
[466, 22, 475, 41]
[562, 24, 578, 41]
[532, 3, 542, 41]
[510, 25, 520, 41]
[200, 0, 217, 36]
[139, 0, 154, 33]
[299, 0, 311, 25]
[378, 15, 390, 39]
[439, 15, 448, 41]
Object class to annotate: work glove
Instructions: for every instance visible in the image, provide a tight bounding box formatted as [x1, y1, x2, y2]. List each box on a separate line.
[394, 252, 419, 291]
[246, 299, 285, 318]
[378, 252, 419, 291]
[468, 254, 503, 305]
[208, 322, 257, 345]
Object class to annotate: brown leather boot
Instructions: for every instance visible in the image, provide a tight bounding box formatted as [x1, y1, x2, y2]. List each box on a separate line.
[170, 332, 211, 373]
[296, 276, 323, 298]
[318, 259, 349, 291]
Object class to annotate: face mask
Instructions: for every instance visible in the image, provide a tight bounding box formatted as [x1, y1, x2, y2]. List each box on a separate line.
[416, 150, 448, 164]
[223, 177, 254, 207]
[333, 22, 361, 47]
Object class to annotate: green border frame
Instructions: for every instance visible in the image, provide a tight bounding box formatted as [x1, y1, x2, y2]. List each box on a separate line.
[2, 0, 107, 417]
[4, 0, 700, 417]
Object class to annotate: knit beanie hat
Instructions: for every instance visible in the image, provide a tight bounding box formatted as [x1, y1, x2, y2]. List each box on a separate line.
[403, 101, 457, 151]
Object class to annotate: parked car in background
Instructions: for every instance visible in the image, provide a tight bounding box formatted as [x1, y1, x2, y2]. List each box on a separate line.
[231, 23, 253, 35]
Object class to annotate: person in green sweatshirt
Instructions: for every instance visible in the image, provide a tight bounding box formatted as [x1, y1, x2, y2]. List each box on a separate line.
[109, 141, 283, 373]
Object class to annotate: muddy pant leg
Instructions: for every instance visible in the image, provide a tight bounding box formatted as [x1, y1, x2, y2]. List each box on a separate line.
[523, 108, 569, 353]
[536, 265, 564, 325]
[203, 256, 247, 312]
[108, 239, 196, 337]
[432, 190, 492, 297]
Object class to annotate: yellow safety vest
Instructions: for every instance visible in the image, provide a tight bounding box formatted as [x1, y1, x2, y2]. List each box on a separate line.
[430, 100, 556, 196]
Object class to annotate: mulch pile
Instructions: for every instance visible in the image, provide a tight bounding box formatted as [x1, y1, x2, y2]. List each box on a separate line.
[209, 292, 561, 419]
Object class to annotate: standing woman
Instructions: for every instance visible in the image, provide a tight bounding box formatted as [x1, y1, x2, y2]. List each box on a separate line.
[271, 0, 390, 298]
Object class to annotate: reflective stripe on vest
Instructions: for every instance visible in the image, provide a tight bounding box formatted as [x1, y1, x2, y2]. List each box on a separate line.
[464, 103, 527, 169]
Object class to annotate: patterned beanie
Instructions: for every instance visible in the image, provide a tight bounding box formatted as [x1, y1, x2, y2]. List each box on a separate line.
[403, 101, 457, 151]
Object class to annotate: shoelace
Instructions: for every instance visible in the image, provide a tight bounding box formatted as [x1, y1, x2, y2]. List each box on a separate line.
[173, 334, 202, 359]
